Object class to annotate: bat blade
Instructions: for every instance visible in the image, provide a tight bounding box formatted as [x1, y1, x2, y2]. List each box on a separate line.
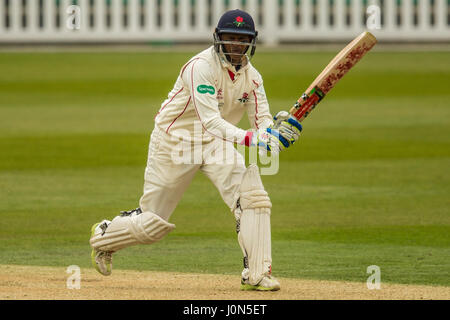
[290, 31, 377, 122]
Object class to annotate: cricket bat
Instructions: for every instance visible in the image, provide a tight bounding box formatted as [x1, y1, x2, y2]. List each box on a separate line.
[289, 31, 377, 122]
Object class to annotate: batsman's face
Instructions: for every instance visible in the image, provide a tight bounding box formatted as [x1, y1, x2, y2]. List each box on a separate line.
[220, 33, 252, 65]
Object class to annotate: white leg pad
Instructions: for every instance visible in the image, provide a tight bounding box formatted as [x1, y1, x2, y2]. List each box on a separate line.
[90, 211, 175, 252]
[234, 164, 273, 285]
[238, 207, 272, 285]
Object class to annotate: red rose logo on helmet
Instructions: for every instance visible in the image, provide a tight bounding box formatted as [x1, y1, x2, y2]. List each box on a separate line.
[233, 16, 245, 27]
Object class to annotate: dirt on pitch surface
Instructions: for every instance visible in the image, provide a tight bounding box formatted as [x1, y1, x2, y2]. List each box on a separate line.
[0, 265, 449, 300]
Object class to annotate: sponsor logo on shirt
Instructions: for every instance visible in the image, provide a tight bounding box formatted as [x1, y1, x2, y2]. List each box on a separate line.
[216, 88, 223, 100]
[197, 85, 215, 95]
[216, 88, 224, 110]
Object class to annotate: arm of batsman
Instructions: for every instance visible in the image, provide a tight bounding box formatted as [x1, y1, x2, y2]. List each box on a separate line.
[273, 111, 303, 145]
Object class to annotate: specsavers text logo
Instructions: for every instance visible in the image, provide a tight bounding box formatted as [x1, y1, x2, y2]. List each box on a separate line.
[197, 85, 215, 95]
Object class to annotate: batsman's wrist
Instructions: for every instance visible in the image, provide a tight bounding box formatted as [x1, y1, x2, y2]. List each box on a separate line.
[239, 131, 255, 147]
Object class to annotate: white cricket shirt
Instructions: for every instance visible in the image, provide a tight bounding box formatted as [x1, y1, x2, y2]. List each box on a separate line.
[154, 46, 273, 144]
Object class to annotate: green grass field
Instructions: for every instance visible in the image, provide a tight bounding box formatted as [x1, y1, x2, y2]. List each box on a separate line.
[0, 48, 449, 287]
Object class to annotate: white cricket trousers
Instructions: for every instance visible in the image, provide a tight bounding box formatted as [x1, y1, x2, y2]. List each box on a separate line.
[139, 126, 246, 221]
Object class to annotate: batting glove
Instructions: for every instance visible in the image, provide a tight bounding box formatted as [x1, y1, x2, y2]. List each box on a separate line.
[253, 127, 290, 155]
[273, 111, 303, 145]
[240, 127, 290, 156]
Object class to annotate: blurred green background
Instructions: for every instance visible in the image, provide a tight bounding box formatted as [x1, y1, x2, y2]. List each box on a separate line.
[0, 49, 449, 286]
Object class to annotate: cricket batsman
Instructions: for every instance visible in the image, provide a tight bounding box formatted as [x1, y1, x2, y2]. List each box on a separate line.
[89, 9, 302, 291]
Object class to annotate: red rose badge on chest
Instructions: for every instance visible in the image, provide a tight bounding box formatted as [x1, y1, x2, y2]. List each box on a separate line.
[238, 92, 249, 103]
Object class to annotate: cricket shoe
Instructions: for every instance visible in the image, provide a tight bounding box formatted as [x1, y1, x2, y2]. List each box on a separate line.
[240, 275, 281, 291]
[90, 221, 113, 276]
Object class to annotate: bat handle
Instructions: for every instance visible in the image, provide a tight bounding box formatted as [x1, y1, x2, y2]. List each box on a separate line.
[289, 102, 299, 115]
[289, 92, 308, 115]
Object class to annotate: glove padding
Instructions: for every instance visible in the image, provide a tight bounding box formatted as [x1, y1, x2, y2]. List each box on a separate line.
[251, 127, 290, 155]
[273, 111, 303, 145]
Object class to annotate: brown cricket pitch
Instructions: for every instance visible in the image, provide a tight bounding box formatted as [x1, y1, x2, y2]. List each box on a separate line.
[0, 264, 448, 300]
